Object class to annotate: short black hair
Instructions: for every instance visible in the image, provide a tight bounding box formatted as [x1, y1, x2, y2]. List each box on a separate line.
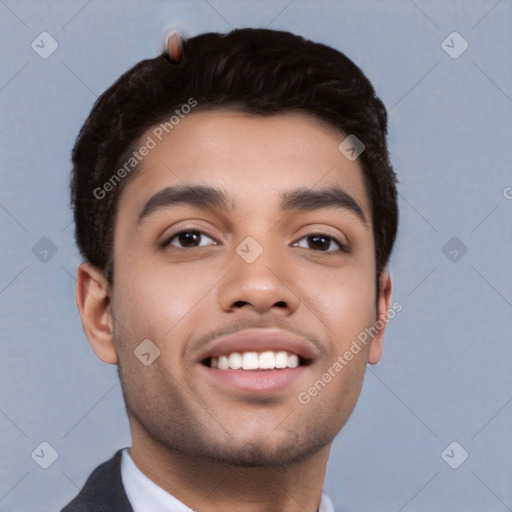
[71, 27, 398, 291]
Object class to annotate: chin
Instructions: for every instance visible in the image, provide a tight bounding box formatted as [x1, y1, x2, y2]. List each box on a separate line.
[195, 429, 333, 468]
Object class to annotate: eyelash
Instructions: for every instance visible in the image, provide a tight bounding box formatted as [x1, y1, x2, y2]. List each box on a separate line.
[160, 229, 349, 253]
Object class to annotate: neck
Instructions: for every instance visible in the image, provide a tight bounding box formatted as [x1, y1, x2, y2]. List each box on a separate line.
[129, 424, 331, 512]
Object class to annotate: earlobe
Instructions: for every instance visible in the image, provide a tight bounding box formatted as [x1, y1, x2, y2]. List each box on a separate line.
[75, 263, 118, 365]
[368, 270, 392, 365]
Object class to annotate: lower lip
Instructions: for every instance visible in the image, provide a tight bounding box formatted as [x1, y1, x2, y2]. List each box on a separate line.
[200, 365, 308, 393]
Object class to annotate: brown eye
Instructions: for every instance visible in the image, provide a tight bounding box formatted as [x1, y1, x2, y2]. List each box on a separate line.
[162, 229, 217, 249]
[294, 233, 348, 253]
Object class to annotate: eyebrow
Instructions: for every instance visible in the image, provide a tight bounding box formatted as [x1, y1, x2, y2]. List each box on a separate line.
[137, 184, 366, 224]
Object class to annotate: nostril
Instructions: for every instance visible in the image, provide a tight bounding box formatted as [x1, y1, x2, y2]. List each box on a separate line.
[234, 301, 249, 307]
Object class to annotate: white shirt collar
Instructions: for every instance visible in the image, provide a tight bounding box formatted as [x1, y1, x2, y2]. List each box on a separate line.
[120, 447, 335, 512]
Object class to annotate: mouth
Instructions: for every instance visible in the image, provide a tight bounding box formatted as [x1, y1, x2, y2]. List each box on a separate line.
[201, 350, 312, 370]
[195, 329, 316, 394]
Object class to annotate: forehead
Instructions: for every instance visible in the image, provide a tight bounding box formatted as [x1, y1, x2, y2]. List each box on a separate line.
[118, 109, 371, 221]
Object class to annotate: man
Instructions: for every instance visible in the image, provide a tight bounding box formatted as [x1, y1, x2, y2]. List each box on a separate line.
[62, 27, 398, 512]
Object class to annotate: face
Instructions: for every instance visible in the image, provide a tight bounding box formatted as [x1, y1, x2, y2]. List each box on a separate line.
[83, 109, 391, 467]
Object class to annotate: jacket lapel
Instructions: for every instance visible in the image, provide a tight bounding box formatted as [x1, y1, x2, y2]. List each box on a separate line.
[61, 449, 134, 511]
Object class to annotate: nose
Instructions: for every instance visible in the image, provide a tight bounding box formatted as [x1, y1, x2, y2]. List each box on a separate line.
[217, 237, 301, 316]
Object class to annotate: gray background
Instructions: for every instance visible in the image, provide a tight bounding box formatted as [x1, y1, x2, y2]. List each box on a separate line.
[1, 0, 511, 510]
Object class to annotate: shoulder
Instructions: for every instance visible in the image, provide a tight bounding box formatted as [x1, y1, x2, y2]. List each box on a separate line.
[60, 449, 133, 512]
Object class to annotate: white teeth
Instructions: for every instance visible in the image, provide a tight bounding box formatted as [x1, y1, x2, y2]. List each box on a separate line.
[275, 351, 288, 368]
[287, 353, 299, 368]
[218, 355, 229, 370]
[259, 351, 275, 369]
[242, 352, 259, 370]
[228, 352, 242, 370]
[209, 350, 303, 370]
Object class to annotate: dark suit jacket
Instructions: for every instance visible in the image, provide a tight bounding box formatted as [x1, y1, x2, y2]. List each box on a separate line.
[60, 449, 134, 512]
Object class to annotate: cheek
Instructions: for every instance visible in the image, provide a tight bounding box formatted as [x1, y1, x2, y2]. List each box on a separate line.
[112, 257, 217, 344]
[303, 261, 376, 332]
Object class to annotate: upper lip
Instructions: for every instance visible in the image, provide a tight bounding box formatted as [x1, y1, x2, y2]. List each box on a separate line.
[197, 328, 318, 363]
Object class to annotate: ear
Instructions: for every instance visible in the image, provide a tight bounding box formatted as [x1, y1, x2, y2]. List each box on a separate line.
[165, 31, 183, 63]
[75, 263, 118, 364]
[368, 269, 392, 365]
